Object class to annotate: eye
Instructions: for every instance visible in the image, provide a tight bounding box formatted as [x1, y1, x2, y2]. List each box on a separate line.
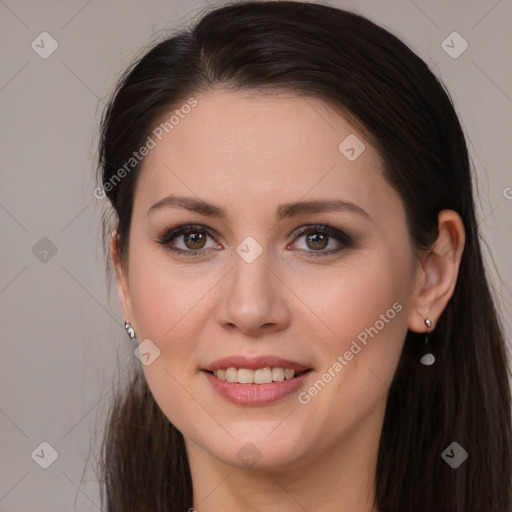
[156, 223, 353, 258]
[156, 224, 221, 255]
[289, 224, 353, 257]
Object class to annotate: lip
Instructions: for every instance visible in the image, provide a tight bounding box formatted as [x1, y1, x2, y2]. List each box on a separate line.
[204, 355, 310, 372]
[203, 369, 312, 406]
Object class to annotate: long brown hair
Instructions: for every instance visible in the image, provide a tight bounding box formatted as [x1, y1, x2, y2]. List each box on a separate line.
[96, 2, 512, 510]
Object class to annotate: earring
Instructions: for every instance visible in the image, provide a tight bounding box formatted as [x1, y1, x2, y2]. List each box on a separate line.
[419, 318, 435, 366]
[124, 320, 137, 343]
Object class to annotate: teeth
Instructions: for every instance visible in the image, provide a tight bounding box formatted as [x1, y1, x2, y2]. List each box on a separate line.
[272, 367, 285, 382]
[225, 368, 238, 383]
[213, 367, 298, 384]
[284, 369, 295, 380]
[238, 368, 254, 384]
[254, 367, 273, 384]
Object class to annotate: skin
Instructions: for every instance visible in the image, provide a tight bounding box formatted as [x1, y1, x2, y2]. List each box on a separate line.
[111, 89, 465, 512]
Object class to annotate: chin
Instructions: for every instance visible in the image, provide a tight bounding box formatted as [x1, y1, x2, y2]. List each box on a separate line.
[197, 427, 312, 471]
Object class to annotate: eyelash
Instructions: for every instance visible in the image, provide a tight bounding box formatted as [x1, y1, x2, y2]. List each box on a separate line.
[156, 223, 353, 258]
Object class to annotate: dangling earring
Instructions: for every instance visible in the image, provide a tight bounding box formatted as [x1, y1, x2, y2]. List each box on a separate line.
[124, 320, 137, 344]
[419, 318, 435, 366]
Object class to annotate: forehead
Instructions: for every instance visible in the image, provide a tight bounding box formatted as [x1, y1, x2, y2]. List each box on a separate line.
[133, 89, 397, 224]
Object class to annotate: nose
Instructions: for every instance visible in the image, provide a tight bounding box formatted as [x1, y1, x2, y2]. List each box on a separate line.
[216, 246, 291, 337]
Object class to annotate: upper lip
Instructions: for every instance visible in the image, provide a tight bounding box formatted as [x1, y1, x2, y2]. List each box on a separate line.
[204, 355, 311, 372]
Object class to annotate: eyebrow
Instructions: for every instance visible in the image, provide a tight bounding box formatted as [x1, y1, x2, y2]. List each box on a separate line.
[147, 195, 372, 222]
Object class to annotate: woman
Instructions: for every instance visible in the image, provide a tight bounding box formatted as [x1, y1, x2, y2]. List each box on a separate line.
[96, 2, 512, 511]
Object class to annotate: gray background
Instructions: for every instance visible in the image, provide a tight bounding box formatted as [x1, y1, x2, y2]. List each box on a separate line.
[1, 0, 511, 510]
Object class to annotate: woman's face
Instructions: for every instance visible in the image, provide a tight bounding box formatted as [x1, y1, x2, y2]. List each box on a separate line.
[116, 89, 421, 472]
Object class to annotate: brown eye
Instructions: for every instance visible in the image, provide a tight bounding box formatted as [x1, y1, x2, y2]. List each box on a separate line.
[290, 225, 353, 258]
[182, 231, 207, 250]
[305, 232, 328, 251]
[157, 224, 221, 255]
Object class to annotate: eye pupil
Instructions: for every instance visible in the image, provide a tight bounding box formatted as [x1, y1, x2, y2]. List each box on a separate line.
[307, 232, 328, 250]
[185, 231, 206, 250]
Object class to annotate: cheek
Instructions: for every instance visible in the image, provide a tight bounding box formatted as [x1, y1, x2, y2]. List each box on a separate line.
[295, 250, 410, 353]
[128, 242, 219, 342]
[126, 251, 219, 434]
[293, 257, 410, 435]
[295, 245, 414, 423]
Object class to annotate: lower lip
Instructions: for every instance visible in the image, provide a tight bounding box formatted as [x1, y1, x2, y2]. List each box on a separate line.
[203, 370, 311, 406]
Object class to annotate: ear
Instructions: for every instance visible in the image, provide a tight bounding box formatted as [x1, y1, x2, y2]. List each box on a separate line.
[110, 229, 134, 328]
[408, 209, 465, 332]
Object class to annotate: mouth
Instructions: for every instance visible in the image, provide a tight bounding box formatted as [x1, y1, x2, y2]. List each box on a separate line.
[204, 367, 311, 384]
[202, 356, 313, 406]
